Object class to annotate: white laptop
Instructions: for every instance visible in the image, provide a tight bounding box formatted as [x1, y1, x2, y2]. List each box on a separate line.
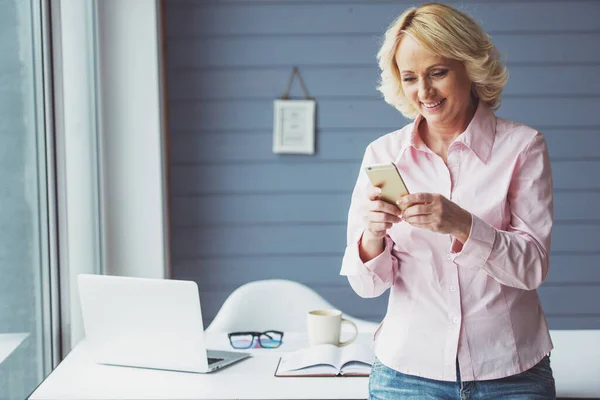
[77, 274, 250, 373]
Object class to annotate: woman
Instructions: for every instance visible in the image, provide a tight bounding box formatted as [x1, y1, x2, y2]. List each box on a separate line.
[340, 3, 555, 399]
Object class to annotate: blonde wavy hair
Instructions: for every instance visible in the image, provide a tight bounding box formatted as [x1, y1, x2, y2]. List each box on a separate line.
[376, 2, 509, 119]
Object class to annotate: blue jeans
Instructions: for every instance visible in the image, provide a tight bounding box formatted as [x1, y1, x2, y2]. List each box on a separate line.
[369, 356, 556, 399]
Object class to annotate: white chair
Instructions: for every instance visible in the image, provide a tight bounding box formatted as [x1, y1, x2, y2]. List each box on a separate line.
[205, 279, 379, 333]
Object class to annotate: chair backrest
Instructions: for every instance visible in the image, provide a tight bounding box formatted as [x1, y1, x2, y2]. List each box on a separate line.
[205, 280, 336, 333]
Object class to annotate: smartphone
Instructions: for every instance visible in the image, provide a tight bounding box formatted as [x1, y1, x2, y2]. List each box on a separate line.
[364, 162, 410, 205]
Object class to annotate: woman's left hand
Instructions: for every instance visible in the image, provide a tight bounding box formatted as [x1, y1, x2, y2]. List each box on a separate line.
[398, 193, 472, 244]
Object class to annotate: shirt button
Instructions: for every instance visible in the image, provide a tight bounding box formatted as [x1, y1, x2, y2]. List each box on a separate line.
[449, 285, 457, 292]
[453, 317, 460, 324]
[446, 254, 453, 261]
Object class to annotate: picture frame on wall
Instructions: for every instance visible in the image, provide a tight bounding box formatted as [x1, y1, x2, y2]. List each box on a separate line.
[272, 99, 316, 155]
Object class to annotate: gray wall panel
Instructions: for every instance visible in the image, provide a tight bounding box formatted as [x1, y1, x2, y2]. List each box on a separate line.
[172, 225, 346, 258]
[167, 34, 600, 69]
[166, 2, 600, 36]
[170, 161, 600, 195]
[172, 224, 598, 259]
[546, 317, 600, 330]
[539, 286, 600, 314]
[170, 98, 600, 131]
[168, 66, 600, 100]
[550, 225, 600, 252]
[171, 193, 351, 226]
[177, 255, 348, 287]
[169, 129, 600, 163]
[170, 163, 361, 194]
[170, 191, 600, 227]
[169, 131, 372, 163]
[177, 254, 600, 288]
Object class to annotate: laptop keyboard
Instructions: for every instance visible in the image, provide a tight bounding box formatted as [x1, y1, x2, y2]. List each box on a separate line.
[207, 357, 224, 365]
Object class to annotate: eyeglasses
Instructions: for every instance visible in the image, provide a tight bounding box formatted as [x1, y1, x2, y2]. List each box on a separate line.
[228, 330, 284, 349]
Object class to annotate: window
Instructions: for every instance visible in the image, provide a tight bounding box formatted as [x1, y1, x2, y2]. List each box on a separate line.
[0, 0, 56, 398]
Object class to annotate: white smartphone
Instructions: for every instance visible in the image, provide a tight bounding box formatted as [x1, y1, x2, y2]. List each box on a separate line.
[364, 162, 410, 205]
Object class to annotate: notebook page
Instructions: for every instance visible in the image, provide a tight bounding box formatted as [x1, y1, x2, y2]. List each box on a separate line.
[339, 343, 375, 370]
[339, 362, 371, 375]
[278, 344, 340, 372]
[276, 364, 340, 376]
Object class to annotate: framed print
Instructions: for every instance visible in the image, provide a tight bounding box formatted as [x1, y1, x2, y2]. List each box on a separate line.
[273, 99, 316, 155]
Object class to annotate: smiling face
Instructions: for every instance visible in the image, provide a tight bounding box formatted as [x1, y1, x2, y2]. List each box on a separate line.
[395, 34, 474, 129]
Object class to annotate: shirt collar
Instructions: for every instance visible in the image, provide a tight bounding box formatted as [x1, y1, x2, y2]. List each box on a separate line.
[395, 102, 496, 164]
[393, 119, 428, 163]
[457, 102, 496, 164]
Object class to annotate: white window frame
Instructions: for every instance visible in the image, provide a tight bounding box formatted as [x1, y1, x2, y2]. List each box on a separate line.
[50, 0, 104, 358]
[50, 0, 170, 358]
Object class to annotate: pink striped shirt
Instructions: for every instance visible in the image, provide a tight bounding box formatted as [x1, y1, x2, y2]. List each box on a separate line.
[340, 103, 553, 381]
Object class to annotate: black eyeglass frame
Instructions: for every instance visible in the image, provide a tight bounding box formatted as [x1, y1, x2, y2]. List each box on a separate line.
[227, 330, 284, 349]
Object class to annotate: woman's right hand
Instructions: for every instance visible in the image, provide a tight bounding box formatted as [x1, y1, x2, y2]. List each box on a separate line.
[362, 186, 403, 242]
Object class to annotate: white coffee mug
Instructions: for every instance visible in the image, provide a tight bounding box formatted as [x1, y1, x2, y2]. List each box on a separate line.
[307, 309, 358, 347]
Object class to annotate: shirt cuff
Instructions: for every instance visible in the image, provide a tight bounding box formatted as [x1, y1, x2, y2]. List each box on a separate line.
[340, 232, 394, 278]
[451, 213, 496, 270]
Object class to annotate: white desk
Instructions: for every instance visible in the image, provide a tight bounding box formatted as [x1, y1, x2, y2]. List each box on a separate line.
[29, 332, 371, 400]
[29, 330, 600, 399]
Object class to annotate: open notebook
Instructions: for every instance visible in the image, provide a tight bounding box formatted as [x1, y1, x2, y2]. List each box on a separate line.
[274, 343, 374, 377]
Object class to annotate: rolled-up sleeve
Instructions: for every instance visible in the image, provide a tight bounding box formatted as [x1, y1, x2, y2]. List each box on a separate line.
[340, 146, 399, 298]
[452, 132, 553, 290]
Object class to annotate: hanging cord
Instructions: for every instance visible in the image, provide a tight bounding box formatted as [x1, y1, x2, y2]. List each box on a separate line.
[281, 67, 313, 100]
